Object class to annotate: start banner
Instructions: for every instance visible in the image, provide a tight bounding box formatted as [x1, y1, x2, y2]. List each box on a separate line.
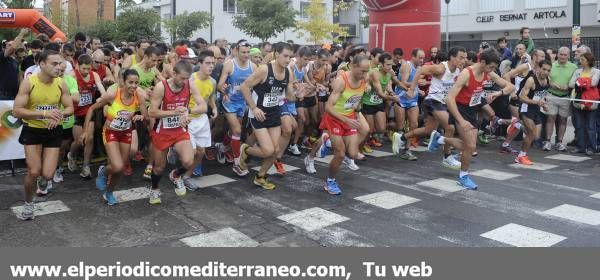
[0, 101, 25, 161]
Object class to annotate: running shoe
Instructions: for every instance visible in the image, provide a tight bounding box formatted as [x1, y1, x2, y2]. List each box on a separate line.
[392, 132, 406, 155]
[428, 130, 441, 152]
[274, 160, 286, 175]
[409, 138, 419, 149]
[457, 175, 478, 190]
[442, 155, 461, 170]
[169, 169, 187, 197]
[167, 147, 177, 165]
[400, 150, 418, 161]
[239, 143, 249, 170]
[53, 167, 64, 183]
[215, 143, 226, 164]
[318, 133, 331, 158]
[361, 144, 373, 154]
[183, 177, 201, 191]
[19, 202, 35, 221]
[36, 177, 49, 196]
[192, 164, 203, 177]
[205, 147, 216, 161]
[369, 137, 383, 148]
[477, 131, 490, 145]
[148, 189, 162, 205]
[556, 143, 567, 152]
[489, 117, 500, 135]
[67, 152, 77, 172]
[356, 152, 366, 161]
[499, 145, 519, 155]
[96, 165, 107, 191]
[253, 176, 276, 190]
[80, 165, 92, 179]
[542, 141, 553, 151]
[304, 156, 317, 174]
[143, 166, 153, 180]
[123, 162, 133, 176]
[225, 150, 235, 163]
[103, 191, 118, 206]
[507, 117, 520, 136]
[343, 157, 360, 171]
[324, 178, 342, 195]
[232, 163, 249, 177]
[515, 155, 533, 165]
[288, 144, 302, 156]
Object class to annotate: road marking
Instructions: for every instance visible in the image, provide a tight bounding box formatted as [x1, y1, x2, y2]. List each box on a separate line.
[180, 227, 259, 247]
[410, 146, 428, 152]
[471, 169, 521, 180]
[278, 207, 350, 232]
[591, 193, 600, 199]
[509, 163, 558, 171]
[542, 204, 600, 225]
[114, 187, 148, 202]
[354, 191, 420, 209]
[417, 178, 463, 193]
[252, 163, 299, 175]
[480, 223, 566, 247]
[314, 155, 333, 164]
[11, 200, 70, 217]
[366, 150, 394, 157]
[545, 154, 591, 162]
[188, 174, 236, 188]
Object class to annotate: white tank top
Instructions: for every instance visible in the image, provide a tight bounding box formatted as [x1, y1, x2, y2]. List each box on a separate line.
[514, 62, 533, 93]
[426, 61, 460, 104]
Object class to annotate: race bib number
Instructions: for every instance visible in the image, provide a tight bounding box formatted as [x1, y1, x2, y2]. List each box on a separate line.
[370, 94, 383, 104]
[109, 110, 134, 131]
[532, 90, 547, 101]
[318, 89, 327, 97]
[79, 91, 93, 106]
[162, 115, 181, 129]
[35, 104, 59, 120]
[263, 91, 282, 108]
[469, 89, 483, 107]
[344, 95, 362, 109]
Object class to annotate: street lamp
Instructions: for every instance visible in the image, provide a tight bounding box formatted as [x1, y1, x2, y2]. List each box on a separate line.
[445, 0, 450, 51]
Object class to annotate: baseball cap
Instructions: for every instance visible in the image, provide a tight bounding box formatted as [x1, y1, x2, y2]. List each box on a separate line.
[249, 48, 261, 57]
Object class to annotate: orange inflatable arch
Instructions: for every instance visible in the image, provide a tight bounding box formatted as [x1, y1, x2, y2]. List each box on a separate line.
[0, 9, 67, 42]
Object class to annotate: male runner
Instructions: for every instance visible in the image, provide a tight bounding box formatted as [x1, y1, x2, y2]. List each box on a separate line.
[239, 42, 296, 189]
[147, 61, 207, 204]
[13, 49, 75, 220]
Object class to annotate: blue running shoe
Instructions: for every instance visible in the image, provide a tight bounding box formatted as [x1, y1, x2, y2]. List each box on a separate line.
[428, 130, 441, 151]
[457, 175, 478, 190]
[103, 191, 118, 206]
[193, 164, 203, 177]
[96, 165, 107, 191]
[324, 178, 342, 195]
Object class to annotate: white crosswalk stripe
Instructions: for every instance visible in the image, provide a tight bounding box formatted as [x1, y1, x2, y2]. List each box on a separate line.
[509, 163, 558, 171]
[113, 187, 148, 202]
[187, 174, 237, 188]
[314, 155, 333, 164]
[354, 191, 420, 209]
[541, 204, 600, 226]
[252, 163, 299, 175]
[471, 169, 521, 180]
[545, 154, 591, 162]
[366, 150, 394, 157]
[278, 207, 350, 232]
[590, 193, 600, 199]
[11, 200, 70, 218]
[417, 178, 463, 193]
[480, 223, 566, 247]
[180, 227, 258, 247]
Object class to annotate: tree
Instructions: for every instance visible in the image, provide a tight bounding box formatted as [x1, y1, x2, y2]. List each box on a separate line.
[296, 0, 348, 44]
[80, 20, 118, 42]
[164, 11, 213, 42]
[118, 0, 137, 9]
[233, 0, 297, 42]
[116, 8, 162, 42]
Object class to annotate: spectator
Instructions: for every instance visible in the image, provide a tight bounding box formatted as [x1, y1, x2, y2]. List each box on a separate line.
[574, 45, 591, 66]
[428, 46, 438, 62]
[518, 27, 535, 54]
[0, 29, 28, 100]
[546, 48, 557, 63]
[544, 47, 577, 152]
[569, 52, 600, 155]
[497, 37, 512, 62]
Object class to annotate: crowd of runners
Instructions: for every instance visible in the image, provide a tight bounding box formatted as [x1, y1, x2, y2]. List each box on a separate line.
[2, 26, 599, 221]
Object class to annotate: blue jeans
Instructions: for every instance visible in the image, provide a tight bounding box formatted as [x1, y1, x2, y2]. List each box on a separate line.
[572, 108, 597, 151]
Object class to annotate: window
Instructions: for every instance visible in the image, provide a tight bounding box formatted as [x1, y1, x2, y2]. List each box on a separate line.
[525, 0, 567, 9]
[223, 0, 238, 14]
[300, 1, 326, 18]
[478, 0, 513, 12]
[340, 24, 357, 37]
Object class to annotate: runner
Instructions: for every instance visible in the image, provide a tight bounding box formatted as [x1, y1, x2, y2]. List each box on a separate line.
[515, 60, 552, 165]
[13, 49, 75, 220]
[217, 39, 255, 176]
[53, 62, 80, 184]
[67, 54, 107, 179]
[147, 60, 207, 204]
[392, 46, 467, 169]
[82, 69, 148, 205]
[239, 42, 296, 189]
[444, 49, 515, 190]
[319, 54, 370, 195]
[393, 48, 425, 156]
[288, 46, 313, 156]
[308, 49, 332, 124]
[183, 50, 217, 189]
[122, 39, 151, 69]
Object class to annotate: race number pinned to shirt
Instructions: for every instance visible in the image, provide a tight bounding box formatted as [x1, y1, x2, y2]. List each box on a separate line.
[109, 110, 134, 131]
[344, 95, 362, 109]
[79, 90, 93, 106]
[162, 115, 181, 129]
[469, 88, 484, 107]
[370, 94, 383, 104]
[263, 89, 283, 108]
[35, 104, 59, 120]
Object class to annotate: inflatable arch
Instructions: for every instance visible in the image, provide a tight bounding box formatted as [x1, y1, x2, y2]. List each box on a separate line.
[0, 9, 67, 42]
[363, 0, 441, 58]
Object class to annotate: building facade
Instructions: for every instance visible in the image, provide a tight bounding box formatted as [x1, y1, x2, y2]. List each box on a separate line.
[441, 0, 600, 41]
[44, 0, 115, 32]
[120, 0, 365, 45]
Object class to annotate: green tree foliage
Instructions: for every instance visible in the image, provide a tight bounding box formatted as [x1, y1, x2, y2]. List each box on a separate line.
[79, 20, 118, 42]
[164, 11, 213, 41]
[118, 0, 137, 9]
[296, 0, 348, 44]
[233, 0, 297, 42]
[115, 7, 162, 42]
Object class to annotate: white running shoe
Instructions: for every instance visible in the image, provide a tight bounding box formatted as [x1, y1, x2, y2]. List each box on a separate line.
[343, 157, 360, 171]
[169, 170, 187, 197]
[53, 168, 64, 183]
[288, 144, 301, 156]
[442, 155, 462, 170]
[304, 156, 317, 174]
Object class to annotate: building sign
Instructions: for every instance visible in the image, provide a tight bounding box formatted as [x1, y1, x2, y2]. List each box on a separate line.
[0, 11, 16, 24]
[476, 10, 567, 23]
